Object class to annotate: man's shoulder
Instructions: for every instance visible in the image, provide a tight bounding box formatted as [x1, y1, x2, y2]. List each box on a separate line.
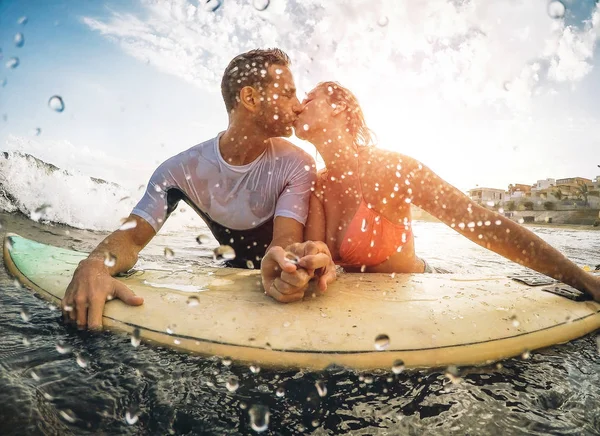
[157, 136, 218, 168]
[270, 138, 313, 162]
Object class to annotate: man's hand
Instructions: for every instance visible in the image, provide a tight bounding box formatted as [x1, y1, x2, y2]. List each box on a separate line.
[261, 246, 313, 303]
[289, 241, 337, 292]
[62, 259, 144, 329]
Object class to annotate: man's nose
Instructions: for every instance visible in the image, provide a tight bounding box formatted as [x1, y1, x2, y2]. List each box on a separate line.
[292, 100, 303, 115]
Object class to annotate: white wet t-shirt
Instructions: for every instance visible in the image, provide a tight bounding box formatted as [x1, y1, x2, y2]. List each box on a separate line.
[132, 133, 316, 264]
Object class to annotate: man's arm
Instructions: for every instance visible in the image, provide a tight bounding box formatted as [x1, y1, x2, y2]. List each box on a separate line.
[404, 158, 600, 300]
[62, 214, 156, 329]
[304, 193, 326, 242]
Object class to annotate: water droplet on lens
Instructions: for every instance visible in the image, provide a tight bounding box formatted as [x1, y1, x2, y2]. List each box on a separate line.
[445, 365, 461, 384]
[509, 314, 520, 327]
[275, 386, 285, 397]
[20, 307, 30, 322]
[48, 95, 65, 112]
[284, 252, 300, 264]
[226, 375, 239, 392]
[76, 353, 89, 368]
[164, 247, 175, 259]
[521, 349, 531, 359]
[303, 124, 309, 131]
[213, 245, 236, 260]
[56, 340, 72, 354]
[104, 252, 116, 267]
[222, 357, 232, 366]
[392, 359, 405, 374]
[131, 328, 141, 347]
[59, 409, 76, 423]
[364, 375, 374, 384]
[203, 0, 222, 12]
[253, 0, 270, 11]
[166, 324, 176, 334]
[377, 16, 389, 27]
[304, 164, 311, 171]
[315, 380, 327, 397]
[250, 364, 261, 374]
[548, 0, 566, 19]
[125, 409, 139, 425]
[119, 219, 137, 231]
[6, 57, 19, 69]
[186, 296, 200, 307]
[374, 334, 390, 351]
[196, 234, 211, 244]
[246, 259, 255, 269]
[249, 405, 270, 433]
[14, 33, 25, 48]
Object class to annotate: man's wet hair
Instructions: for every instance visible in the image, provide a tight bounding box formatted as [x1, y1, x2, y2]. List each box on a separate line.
[221, 48, 291, 113]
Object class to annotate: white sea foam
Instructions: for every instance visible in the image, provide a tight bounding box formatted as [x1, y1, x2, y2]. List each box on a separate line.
[0, 136, 207, 232]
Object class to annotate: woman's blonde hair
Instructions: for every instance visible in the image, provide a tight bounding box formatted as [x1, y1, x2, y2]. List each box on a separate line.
[317, 81, 375, 148]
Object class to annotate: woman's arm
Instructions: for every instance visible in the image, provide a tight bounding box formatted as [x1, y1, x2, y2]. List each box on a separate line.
[304, 193, 326, 242]
[398, 156, 600, 300]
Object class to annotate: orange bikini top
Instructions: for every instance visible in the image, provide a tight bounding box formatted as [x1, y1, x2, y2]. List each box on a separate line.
[337, 200, 411, 267]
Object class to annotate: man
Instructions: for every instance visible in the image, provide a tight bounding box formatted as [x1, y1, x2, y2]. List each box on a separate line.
[62, 48, 336, 329]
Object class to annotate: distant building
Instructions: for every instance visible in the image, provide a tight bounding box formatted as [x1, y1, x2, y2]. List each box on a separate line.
[555, 177, 593, 197]
[468, 187, 506, 205]
[531, 178, 556, 191]
[507, 183, 531, 199]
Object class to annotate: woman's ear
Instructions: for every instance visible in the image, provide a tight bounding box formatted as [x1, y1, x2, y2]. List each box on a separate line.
[331, 101, 347, 116]
[240, 86, 258, 111]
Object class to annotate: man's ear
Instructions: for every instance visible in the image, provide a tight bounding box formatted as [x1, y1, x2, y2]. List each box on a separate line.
[240, 86, 259, 112]
[331, 101, 347, 116]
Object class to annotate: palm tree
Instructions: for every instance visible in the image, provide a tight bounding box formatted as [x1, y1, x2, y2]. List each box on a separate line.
[576, 182, 590, 206]
[553, 188, 564, 201]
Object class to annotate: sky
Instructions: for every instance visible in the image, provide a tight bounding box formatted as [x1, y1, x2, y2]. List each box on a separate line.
[1, 0, 600, 192]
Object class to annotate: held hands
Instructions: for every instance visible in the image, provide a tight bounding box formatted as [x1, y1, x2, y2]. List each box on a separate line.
[61, 258, 144, 329]
[261, 241, 336, 303]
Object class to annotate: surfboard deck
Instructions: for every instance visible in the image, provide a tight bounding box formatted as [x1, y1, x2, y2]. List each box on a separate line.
[3, 233, 599, 370]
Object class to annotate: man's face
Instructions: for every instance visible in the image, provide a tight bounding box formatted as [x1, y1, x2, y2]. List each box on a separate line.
[255, 64, 300, 137]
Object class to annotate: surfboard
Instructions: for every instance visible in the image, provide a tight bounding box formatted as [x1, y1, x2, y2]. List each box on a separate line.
[3, 233, 599, 370]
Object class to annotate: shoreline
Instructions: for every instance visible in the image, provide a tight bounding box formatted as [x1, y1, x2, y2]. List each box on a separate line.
[521, 222, 600, 231]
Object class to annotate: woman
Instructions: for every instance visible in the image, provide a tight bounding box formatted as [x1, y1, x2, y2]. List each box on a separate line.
[295, 81, 600, 301]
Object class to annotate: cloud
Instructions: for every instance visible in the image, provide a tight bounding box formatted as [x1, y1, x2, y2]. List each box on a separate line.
[81, 0, 600, 113]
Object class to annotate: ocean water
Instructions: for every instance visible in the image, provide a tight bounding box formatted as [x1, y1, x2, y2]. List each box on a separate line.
[0, 153, 599, 435]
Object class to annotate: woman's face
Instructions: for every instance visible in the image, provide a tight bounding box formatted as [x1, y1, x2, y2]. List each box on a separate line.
[294, 86, 336, 141]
